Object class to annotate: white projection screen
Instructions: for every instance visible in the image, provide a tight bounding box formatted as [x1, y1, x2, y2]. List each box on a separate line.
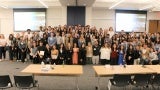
[116, 10, 147, 32]
[14, 9, 46, 32]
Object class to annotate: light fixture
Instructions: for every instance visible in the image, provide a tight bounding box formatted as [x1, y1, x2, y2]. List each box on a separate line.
[0, 5, 8, 9]
[109, 0, 125, 9]
[139, 0, 160, 11]
[139, 5, 153, 10]
[37, 0, 48, 8]
[0, 2, 8, 9]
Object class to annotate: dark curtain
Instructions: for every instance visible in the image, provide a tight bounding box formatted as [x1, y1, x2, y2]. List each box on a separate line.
[67, 6, 85, 26]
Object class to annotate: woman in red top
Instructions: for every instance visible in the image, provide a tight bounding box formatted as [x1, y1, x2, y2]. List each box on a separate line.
[110, 43, 118, 65]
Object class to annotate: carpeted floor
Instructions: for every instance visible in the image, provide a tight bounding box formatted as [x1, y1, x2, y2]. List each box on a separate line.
[0, 60, 152, 90]
[0, 51, 152, 90]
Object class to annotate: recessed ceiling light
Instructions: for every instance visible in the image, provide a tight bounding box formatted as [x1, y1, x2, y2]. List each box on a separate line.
[109, 0, 125, 9]
[37, 0, 48, 8]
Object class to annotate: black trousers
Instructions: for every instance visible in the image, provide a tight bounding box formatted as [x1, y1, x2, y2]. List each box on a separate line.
[21, 51, 26, 63]
[9, 46, 14, 60]
[0, 47, 6, 59]
[66, 58, 72, 65]
[51, 59, 58, 65]
[101, 59, 110, 65]
[110, 58, 118, 65]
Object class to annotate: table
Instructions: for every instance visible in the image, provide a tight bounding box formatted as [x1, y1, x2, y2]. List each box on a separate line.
[93, 65, 157, 90]
[21, 64, 83, 90]
[145, 65, 160, 74]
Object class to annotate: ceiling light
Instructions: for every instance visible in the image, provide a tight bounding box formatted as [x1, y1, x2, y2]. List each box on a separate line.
[37, 0, 48, 8]
[139, 5, 153, 10]
[109, 0, 125, 9]
[0, 5, 8, 9]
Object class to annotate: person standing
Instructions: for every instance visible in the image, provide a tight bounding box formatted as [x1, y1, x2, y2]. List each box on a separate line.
[7, 34, 15, 61]
[108, 27, 115, 39]
[44, 44, 51, 64]
[65, 33, 73, 46]
[0, 34, 7, 61]
[18, 37, 27, 63]
[133, 45, 141, 65]
[110, 43, 118, 65]
[92, 41, 100, 64]
[56, 32, 62, 48]
[48, 32, 57, 47]
[79, 43, 86, 65]
[100, 43, 111, 65]
[41, 33, 48, 46]
[118, 45, 125, 65]
[140, 43, 150, 65]
[58, 43, 66, 64]
[30, 41, 38, 64]
[78, 35, 85, 48]
[126, 44, 134, 65]
[86, 42, 93, 64]
[37, 41, 46, 63]
[72, 43, 79, 64]
[51, 45, 59, 64]
[65, 43, 73, 64]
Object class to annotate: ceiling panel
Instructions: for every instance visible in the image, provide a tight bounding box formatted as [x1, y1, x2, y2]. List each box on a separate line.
[78, 0, 95, 6]
[0, 0, 159, 11]
[93, 0, 160, 11]
[59, 0, 95, 6]
[59, 0, 75, 6]
[0, 0, 60, 8]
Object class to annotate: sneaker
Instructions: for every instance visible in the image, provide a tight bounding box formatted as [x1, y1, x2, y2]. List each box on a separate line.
[25, 59, 27, 62]
[0, 59, 2, 62]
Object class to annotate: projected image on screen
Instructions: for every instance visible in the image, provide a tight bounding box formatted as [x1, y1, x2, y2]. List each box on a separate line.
[14, 12, 45, 31]
[116, 13, 146, 32]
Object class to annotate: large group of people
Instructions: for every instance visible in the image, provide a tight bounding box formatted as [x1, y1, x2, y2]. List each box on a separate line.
[0, 24, 159, 65]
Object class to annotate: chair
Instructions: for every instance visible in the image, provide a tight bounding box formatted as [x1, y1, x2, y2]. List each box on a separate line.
[151, 74, 160, 89]
[131, 74, 152, 89]
[14, 75, 39, 90]
[0, 75, 13, 90]
[108, 74, 131, 90]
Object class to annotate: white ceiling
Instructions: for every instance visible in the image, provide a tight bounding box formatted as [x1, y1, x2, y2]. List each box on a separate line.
[0, 0, 160, 11]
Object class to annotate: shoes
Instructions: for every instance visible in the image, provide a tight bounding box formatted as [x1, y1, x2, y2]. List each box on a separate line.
[25, 59, 27, 62]
[17, 60, 22, 62]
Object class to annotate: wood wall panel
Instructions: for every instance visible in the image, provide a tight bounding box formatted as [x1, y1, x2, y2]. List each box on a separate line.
[149, 20, 157, 33]
[157, 20, 160, 32]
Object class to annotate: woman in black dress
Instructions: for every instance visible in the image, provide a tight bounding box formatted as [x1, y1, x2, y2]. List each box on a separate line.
[58, 43, 66, 64]
[79, 43, 86, 65]
[126, 44, 134, 65]
[65, 43, 73, 64]
[44, 44, 51, 64]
